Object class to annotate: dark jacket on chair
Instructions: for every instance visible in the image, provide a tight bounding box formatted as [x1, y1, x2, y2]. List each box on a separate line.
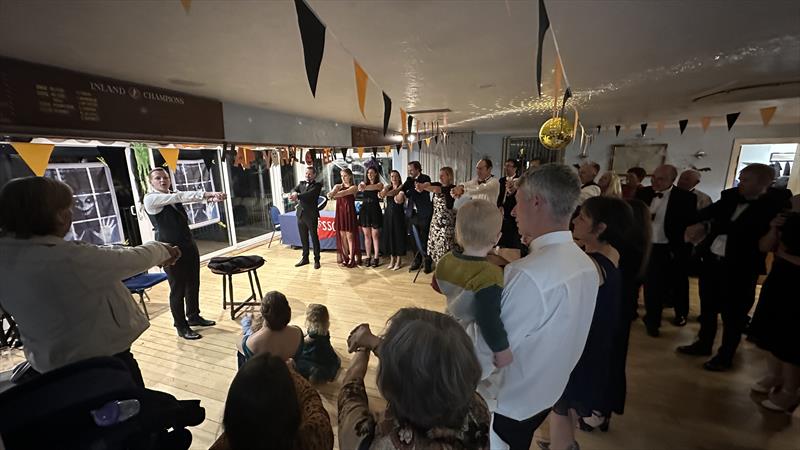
[636, 185, 697, 252]
[293, 180, 323, 221]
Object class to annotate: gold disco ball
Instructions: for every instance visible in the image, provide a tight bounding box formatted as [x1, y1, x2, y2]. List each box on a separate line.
[539, 116, 574, 151]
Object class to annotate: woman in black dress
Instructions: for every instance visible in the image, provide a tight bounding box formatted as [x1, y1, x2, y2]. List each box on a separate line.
[379, 170, 407, 270]
[548, 196, 636, 450]
[358, 167, 384, 267]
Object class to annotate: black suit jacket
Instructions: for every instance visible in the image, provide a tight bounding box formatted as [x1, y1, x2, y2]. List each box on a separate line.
[293, 180, 322, 222]
[401, 174, 433, 217]
[636, 186, 697, 251]
[695, 187, 791, 274]
[498, 176, 517, 219]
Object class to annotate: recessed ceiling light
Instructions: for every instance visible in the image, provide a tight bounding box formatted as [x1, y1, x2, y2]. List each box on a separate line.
[167, 78, 205, 87]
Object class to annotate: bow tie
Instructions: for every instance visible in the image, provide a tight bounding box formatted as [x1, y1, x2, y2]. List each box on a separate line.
[654, 192, 664, 199]
[478, 176, 493, 185]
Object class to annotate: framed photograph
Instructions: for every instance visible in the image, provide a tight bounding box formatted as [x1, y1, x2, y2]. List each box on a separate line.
[610, 144, 667, 175]
[174, 160, 220, 229]
[45, 163, 125, 245]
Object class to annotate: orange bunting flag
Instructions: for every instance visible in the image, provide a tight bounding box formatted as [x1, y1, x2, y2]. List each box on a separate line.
[552, 58, 563, 114]
[11, 143, 54, 176]
[425, 137, 432, 147]
[656, 121, 665, 135]
[400, 109, 408, 135]
[354, 60, 369, 119]
[180, 0, 191, 14]
[384, 145, 391, 156]
[357, 147, 364, 158]
[760, 106, 777, 127]
[701, 116, 712, 132]
[158, 148, 180, 171]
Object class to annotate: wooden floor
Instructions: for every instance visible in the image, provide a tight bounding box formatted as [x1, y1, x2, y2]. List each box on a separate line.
[3, 241, 798, 449]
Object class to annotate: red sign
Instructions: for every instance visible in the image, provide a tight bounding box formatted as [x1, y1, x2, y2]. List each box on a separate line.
[318, 215, 337, 240]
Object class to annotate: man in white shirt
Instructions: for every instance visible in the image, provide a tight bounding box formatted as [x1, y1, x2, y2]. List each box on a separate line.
[577, 162, 601, 203]
[452, 158, 500, 204]
[677, 169, 713, 210]
[491, 164, 600, 450]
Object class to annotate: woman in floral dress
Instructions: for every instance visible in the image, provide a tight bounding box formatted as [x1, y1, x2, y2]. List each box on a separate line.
[421, 166, 457, 265]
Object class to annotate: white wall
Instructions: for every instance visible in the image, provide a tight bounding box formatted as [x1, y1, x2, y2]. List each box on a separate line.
[475, 124, 800, 200]
[223, 102, 351, 147]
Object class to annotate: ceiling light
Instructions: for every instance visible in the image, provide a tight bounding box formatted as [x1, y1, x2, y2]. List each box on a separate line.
[407, 135, 416, 142]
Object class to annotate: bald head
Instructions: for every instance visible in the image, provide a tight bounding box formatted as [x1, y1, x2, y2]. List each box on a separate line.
[677, 169, 701, 191]
[652, 164, 678, 192]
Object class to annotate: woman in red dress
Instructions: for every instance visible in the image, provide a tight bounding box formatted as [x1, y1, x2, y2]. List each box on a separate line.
[328, 168, 361, 267]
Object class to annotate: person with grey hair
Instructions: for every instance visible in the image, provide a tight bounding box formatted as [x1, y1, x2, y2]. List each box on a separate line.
[578, 162, 602, 203]
[677, 169, 712, 210]
[490, 164, 600, 450]
[338, 308, 490, 449]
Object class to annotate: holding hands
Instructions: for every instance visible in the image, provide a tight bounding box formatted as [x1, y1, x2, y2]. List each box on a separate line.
[684, 223, 707, 245]
[452, 185, 465, 198]
[347, 323, 381, 353]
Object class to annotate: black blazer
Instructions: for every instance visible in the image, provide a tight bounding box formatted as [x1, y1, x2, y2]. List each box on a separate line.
[401, 174, 433, 217]
[293, 180, 323, 221]
[695, 187, 791, 274]
[498, 176, 517, 219]
[636, 186, 697, 249]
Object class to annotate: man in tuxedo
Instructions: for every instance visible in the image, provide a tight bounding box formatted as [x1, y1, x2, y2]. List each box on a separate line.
[289, 166, 323, 269]
[497, 158, 520, 249]
[401, 161, 434, 273]
[679, 163, 791, 371]
[636, 164, 697, 336]
[578, 162, 601, 203]
[452, 158, 500, 204]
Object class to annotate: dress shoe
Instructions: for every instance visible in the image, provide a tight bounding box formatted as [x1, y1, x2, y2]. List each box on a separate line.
[703, 355, 733, 372]
[295, 258, 310, 267]
[423, 257, 433, 274]
[372, 258, 380, 267]
[177, 328, 201, 340]
[314, 260, 321, 269]
[671, 316, 688, 327]
[187, 317, 216, 327]
[676, 342, 712, 356]
[364, 258, 373, 267]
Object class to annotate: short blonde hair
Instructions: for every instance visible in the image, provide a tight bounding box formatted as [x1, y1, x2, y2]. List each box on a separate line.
[455, 199, 502, 249]
[305, 303, 330, 335]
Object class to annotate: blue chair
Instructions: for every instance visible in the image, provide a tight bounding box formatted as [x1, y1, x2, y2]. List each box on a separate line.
[411, 225, 427, 283]
[268, 206, 281, 248]
[317, 195, 328, 210]
[123, 272, 168, 319]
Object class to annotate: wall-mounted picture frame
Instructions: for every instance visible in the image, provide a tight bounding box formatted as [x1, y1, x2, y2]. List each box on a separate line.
[610, 144, 667, 175]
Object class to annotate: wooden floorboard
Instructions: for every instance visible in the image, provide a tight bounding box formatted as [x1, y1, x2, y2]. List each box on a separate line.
[2, 242, 798, 449]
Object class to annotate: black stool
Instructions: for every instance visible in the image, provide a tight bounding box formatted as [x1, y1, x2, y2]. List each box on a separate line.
[208, 256, 265, 320]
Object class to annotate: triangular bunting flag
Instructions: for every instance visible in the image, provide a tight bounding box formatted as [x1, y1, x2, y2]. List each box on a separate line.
[679, 119, 688, 135]
[425, 137, 432, 147]
[596, 125, 601, 134]
[354, 60, 368, 118]
[340, 148, 347, 160]
[657, 121, 664, 135]
[384, 145, 391, 155]
[434, 135, 439, 144]
[395, 143, 402, 154]
[357, 147, 364, 159]
[294, 0, 326, 97]
[552, 58, 563, 112]
[701, 116, 712, 132]
[760, 107, 777, 127]
[158, 148, 180, 171]
[180, 0, 191, 14]
[371, 147, 378, 157]
[726, 112, 740, 131]
[408, 115, 414, 136]
[11, 143, 54, 176]
[536, 0, 550, 97]
[561, 86, 572, 113]
[640, 123, 647, 136]
[615, 125, 621, 137]
[382, 92, 392, 136]
[400, 109, 408, 134]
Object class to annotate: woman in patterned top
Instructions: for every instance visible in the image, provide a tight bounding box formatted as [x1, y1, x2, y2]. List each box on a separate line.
[339, 308, 490, 450]
[210, 353, 333, 450]
[420, 166, 458, 265]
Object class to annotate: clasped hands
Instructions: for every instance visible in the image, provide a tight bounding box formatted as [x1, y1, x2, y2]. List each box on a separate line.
[161, 245, 182, 267]
[203, 192, 227, 203]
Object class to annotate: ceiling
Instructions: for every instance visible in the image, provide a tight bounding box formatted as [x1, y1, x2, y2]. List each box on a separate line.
[1, 0, 799, 134]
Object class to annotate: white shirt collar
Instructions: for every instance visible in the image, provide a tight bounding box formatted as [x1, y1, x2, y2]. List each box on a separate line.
[530, 230, 573, 253]
[656, 185, 673, 195]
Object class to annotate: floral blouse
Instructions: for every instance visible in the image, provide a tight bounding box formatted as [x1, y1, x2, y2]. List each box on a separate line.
[337, 378, 490, 450]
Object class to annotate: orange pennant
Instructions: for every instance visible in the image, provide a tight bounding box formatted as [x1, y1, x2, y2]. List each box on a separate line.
[159, 148, 180, 171]
[11, 143, 54, 176]
[357, 147, 364, 158]
[400, 109, 408, 135]
[656, 121, 664, 135]
[180, 0, 191, 14]
[701, 116, 712, 132]
[760, 107, 777, 127]
[354, 60, 368, 119]
[384, 145, 391, 156]
[425, 137, 432, 147]
[552, 58, 563, 114]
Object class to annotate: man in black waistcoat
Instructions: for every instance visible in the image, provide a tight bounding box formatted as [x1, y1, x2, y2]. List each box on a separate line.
[679, 163, 791, 371]
[497, 158, 521, 249]
[401, 161, 434, 273]
[289, 166, 323, 269]
[636, 164, 697, 336]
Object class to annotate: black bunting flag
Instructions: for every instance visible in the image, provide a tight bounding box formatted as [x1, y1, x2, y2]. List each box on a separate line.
[615, 125, 621, 137]
[395, 143, 402, 154]
[340, 148, 347, 160]
[596, 125, 601, 134]
[679, 119, 688, 135]
[560, 86, 573, 112]
[294, 0, 326, 97]
[536, 0, 551, 97]
[382, 92, 392, 136]
[408, 115, 414, 136]
[641, 123, 647, 136]
[726, 112, 740, 131]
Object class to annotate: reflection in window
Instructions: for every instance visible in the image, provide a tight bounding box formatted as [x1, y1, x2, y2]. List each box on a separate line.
[227, 151, 276, 242]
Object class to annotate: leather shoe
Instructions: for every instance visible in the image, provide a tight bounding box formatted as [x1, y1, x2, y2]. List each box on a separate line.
[187, 317, 216, 327]
[177, 328, 201, 340]
[314, 261, 321, 269]
[677, 342, 712, 356]
[671, 316, 688, 327]
[295, 258, 310, 267]
[703, 356, 733, 372]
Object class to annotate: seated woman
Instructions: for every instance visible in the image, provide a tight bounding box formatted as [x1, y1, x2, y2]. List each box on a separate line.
[0, 177, 179, 387]
[339, 308, 490, 449]
[211, 353, 334, 450]
[237, 291, 303, 368]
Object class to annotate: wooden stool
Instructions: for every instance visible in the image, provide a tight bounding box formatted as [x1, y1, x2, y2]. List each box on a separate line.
[208, 257, 265, 320]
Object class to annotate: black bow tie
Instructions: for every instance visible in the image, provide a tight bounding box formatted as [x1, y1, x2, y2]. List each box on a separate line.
[654, 192, 664, 199]
[478, 175, 493, 185]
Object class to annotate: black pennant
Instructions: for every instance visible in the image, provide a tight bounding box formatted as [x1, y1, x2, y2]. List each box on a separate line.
[418, 139, 423, 151]
[536, 0, 551, 97]
[340, 148, 347, 160]
[641, 123, 647, 136]
[679, 119, 688, 135]
[372, 147, 378, 157]
[560, 86, 572, 113]
[726, 112, 740, 131]
[434, 135, 439, 144]
[294, 0, 326, 98]
[395, 143, 402, 154]
[596, 125, 601, 134]
[408, 115, 414, 136]
[382, 92, 392, 136]
[615, 125, 621, 136]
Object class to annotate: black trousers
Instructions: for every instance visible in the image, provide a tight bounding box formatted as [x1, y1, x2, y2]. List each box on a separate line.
[697, 255, 759, 362]
[498, 216, 521, 249]
[411, 212, 432, 263]
[493, 409, 551, 450]
[114, 349, 146, 388]
[297, 214, 321, 261]
[643, 243, 689, 329]
[163, 243, 201, 329]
